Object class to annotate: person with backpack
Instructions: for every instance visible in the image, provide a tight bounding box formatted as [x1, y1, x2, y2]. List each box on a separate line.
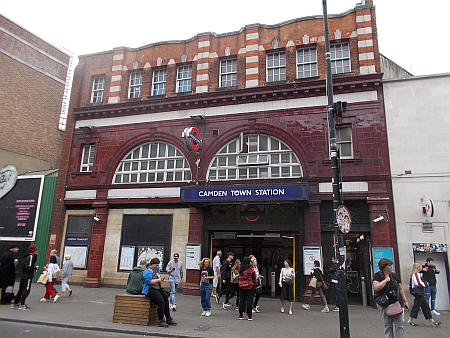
[40, 256, 60, 303]
[407, 263, 440, 327]
[12, 245, 39, 310]
[126, 260, 147, 295]
[238, 256, 256, 321]
[0, 245, 19, 304]
[302, 260, 329, 313]
[217, 252, 234, 309]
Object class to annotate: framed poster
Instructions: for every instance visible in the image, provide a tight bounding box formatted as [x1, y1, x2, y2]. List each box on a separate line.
[303, 246, 322, 275]
[63, 246, 88, 269]
[185, 244, 201, 270]
[119, 245, 135, 270]
[137, 246, 164, 269]
[372, 247, 395, 273]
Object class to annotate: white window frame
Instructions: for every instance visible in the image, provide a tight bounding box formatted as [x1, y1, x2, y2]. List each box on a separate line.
[128, 71, 143, 99]
[80, 144, 96, 172]
[219, 58, 237, 88]
[331, 43, 351, 75]
[91, 76, 104, 103]
[296, 47, 318, 79]
[176, 65, 192, 93]
[266, 51, 286, 82]
[151, 68, 166, 96]
[329, 125, 353, 159]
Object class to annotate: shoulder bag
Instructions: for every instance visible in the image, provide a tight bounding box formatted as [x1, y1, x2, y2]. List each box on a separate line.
[318, 269, 330, 291]
[386, 301, 403, 317]
[309, 276, 317, 288]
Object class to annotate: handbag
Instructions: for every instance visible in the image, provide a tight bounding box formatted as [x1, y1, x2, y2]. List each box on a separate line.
[309, 277, 317, 288]
[0, 286, 14, 304]
[37, 273, 48, 284]
[322, 280, 330, 291]
[282, 278, 293, 287]
[385, 301, 403, 317]
[375, 293, 390, 307]
[160, 288, 170, 299]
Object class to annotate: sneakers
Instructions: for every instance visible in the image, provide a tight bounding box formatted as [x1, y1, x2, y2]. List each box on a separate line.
[201, 311, 206, 316]
[302, 304, 310, 310]
[166, 319, 177, 326]
[432, 321, 441, 327]
[223, 302, 227, 310]
[53, 295, 60, 303]
[69, 290, 72, 296]
[158, 320, 169, 328]
[333, 306, 339, 312]
[18, 305, 30, 311]
[10, 303, 18, 309]
[248, 318, 253, 321]
[235, 306, 239, 311]
[432, 310, 440, 316]
[253, 306, 261, 313]
[172, 305, 176, 311]
[214, 294, 219, 304]
[281, 307, 285, 313]
[407, 321, 417, 326]
[321, 306, 330, 313]
[289, 310, 293, 315]
[238, 316, 245, 320]
[40, 298, 47, 303]
[205, 311, 211, 317]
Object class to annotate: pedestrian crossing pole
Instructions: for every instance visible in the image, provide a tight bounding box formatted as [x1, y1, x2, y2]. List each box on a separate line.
[321, 0, 350, 337]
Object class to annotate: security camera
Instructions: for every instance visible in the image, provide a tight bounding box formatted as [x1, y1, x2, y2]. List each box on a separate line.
[373, 215, 384, 223]
[93, 216, 100, 222]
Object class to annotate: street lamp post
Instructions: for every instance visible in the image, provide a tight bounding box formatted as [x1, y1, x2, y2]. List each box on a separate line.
[321, 0, 350, 337]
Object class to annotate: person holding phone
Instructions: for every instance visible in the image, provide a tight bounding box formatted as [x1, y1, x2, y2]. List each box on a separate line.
[166, 253, 183, 311]
[199, 258, 214, 317]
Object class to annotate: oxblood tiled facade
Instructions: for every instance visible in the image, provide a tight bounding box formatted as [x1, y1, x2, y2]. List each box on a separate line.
[49, 1, 397, 298]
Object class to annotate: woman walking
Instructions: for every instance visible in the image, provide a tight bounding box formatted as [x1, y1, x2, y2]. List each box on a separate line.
[302, 260, 329, 312]
[407, 263, 440, 327]
[251, 257, 263, 313]
[279, 259, 295, 314]
[238, 257, 256, 321]
[199, 258, 214, 317]
[40, 256, 60, 303]
[373, 258, 409, 338]
[61, 254, 73, 297]
[229, 259, 240, 310]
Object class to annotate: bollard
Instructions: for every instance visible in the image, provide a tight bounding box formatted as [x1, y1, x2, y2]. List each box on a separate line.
[271, 272, 276, 298]
[361, 276, 367, 307]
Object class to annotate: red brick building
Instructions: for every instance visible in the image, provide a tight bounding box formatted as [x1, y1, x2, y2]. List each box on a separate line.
[51, 0, 396, 303]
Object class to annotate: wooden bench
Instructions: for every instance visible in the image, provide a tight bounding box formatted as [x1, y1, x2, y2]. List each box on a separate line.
[112, 294, 158, 326]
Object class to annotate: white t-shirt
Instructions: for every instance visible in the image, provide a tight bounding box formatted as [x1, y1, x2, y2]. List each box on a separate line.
[213, 255, 221, 276]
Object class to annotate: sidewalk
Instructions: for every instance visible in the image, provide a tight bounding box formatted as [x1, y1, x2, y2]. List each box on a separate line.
[0, 284, 448, 338]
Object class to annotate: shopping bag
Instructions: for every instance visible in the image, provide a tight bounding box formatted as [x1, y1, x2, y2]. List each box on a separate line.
[309, 277, 317, 288]
[37, 273, 48, 284]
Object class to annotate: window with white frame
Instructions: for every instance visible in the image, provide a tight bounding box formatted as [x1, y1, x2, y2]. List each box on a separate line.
[128, 71, 142, 99]
[113, 142, 191, 184]
[297, 47, 317, 79]
[176, 65, 192, 93]
[80, 144, 96, 172]
[152, 68, 166, 96]
[220, 58, 237, 87]
[331, 43, 351, 75]
[267, 52, 286, 82]
[91, 76, 104, 103]
[329, 125, 353, 159]
[207, 134, 302, 181]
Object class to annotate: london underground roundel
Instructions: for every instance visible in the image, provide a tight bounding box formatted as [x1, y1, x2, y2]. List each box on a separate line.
[336, 205, 352, 234]
[182, 127, 202, 151]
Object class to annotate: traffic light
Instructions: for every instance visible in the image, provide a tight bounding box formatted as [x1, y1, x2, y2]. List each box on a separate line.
[333, 101, 347, 117]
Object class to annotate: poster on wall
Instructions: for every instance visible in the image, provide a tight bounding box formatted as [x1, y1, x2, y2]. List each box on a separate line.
[303, 246, 322, 275]
[119, 245, 135, 270]
[64, 246, 88, 269]
[372, 247, 395, 273]
[412, 243, 447, 253]
[137, 246, 164, 269]
[185, 244, 201, 270]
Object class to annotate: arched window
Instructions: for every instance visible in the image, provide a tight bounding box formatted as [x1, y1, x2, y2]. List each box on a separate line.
[207, 134, 302, 181]
[113, 142, 191, 184]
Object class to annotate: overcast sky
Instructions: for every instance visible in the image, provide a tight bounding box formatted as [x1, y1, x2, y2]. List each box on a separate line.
[1, 0, 449, 75]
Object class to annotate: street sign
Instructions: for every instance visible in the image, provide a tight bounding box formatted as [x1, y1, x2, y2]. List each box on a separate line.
[182, 127, 202, 151]
[336, 204, 352, 234]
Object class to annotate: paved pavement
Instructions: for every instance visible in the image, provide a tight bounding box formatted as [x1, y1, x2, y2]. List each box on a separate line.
[0, 284, 448, 338]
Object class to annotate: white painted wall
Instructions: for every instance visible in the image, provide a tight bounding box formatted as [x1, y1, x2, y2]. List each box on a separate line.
[384, 74, 450, 311]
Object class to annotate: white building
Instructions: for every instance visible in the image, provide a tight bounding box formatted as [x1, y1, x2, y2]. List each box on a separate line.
[383, 73, 450, 311]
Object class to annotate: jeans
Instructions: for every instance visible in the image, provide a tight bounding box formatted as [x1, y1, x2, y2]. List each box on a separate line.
[425, 285, 437, 311]
[200, 282, 212, 311]
[331, 282, 339, 306]
[308, 287, 328, 306]
[377, 304, 404, 338]
[169, 281, 178, 306]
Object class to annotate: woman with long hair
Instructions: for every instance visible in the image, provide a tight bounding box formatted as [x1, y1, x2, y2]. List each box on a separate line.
[199, 258, 215, 317]
[238, 256, 256, 320]
[279, 259, 295, 314]
[40, 256, 60, 303]
[407, 263, 440, 327]
[302, 260, 329, 313]
[228, 259, 241, 310]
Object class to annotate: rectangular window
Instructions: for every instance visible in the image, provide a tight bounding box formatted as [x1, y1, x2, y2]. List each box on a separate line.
[331, 43, 351, 75]
[64, 215, 93, 269]
[128, 71, 142, 99]
[152, 68, 166, 96]
[336, 125, 353, 158]
[220, 58, 237, 87]
[80, 144, 96, 172]
[267, 52, 286, 82]
[176, 65, 192, 93]
[91, 76, 104, 103]
[297, 48, 317, 79]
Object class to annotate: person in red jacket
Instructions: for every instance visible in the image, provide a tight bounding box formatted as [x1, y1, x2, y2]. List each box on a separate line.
[238, 256, 256, 321]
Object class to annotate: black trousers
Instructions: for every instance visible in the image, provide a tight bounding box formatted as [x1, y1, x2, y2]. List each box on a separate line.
[218, 280, 230, 301]
[147, 288, 172, 322]
[410, 294, 432, 320]
[225, 283, 239, 304]
[14, 278, 32, 305]
[239, 288, 254, 319]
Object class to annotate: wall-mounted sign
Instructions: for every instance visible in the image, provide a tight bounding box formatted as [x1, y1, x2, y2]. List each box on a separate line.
[65, 236, 90, 245]
[181, 184, 310, 202]
[182, 127, 202, 151]
[336, 205, 352, 234]
[372, 247, 395, 273]
[412, 243, 447, 253]
[185, 244, 201, 270]
[422, 197, 434, 217]
[0, 165, 18, 199]
[64, 246, 88, 269]
[303, 246, 322, 275]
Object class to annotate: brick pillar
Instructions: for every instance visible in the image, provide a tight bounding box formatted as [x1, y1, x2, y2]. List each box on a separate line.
[245, 26, 259, 88]
[355, 5, 377, 74]
[195, 35, 210, 94]
[108, 48, 125, 104]
[84, 202, 109, 288]
[183, 207, 203, 296]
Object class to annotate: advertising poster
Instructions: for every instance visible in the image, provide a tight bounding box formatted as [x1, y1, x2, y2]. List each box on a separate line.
[64, 246, 88, 269]
[137, 246, 164, 269]
[185, 244, 201, 270]
[119, 245, 135, 270]
[372, 247, 395, 273]
[303, 246, 322, 275]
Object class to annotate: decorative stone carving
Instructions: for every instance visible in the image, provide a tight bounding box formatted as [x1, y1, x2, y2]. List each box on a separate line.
[157, 57, 162, 66]
[302, 34, 310, 44]
[335, 29, 342, 40]
[272, 38, 279, 49]
[181, 54, 187, 63]
[133, 61, 138, 69]
[225, 46, 231, 56]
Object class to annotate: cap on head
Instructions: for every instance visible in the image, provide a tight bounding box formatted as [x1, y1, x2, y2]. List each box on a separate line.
[173, 253, 179, 258]
[28, 245, 37, 254]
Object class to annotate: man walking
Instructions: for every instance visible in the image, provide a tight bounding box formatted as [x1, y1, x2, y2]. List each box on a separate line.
[328, 257, 339, 311]
[422, 257, 440, 315]
[166, 253, 183, 311]
[217, 252, 234, 308]
[0, 245, 20, 304]
[212, 250, 222, 298]
[12, 245, 38, 310]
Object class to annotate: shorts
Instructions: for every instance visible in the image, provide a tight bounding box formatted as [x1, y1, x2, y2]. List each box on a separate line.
[213, 274, 219, 287]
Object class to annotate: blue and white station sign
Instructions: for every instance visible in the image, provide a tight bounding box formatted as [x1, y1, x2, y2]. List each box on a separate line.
[181, 184, 309, 202]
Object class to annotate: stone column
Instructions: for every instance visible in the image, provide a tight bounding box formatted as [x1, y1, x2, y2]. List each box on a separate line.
[183, 207, 203, 296]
